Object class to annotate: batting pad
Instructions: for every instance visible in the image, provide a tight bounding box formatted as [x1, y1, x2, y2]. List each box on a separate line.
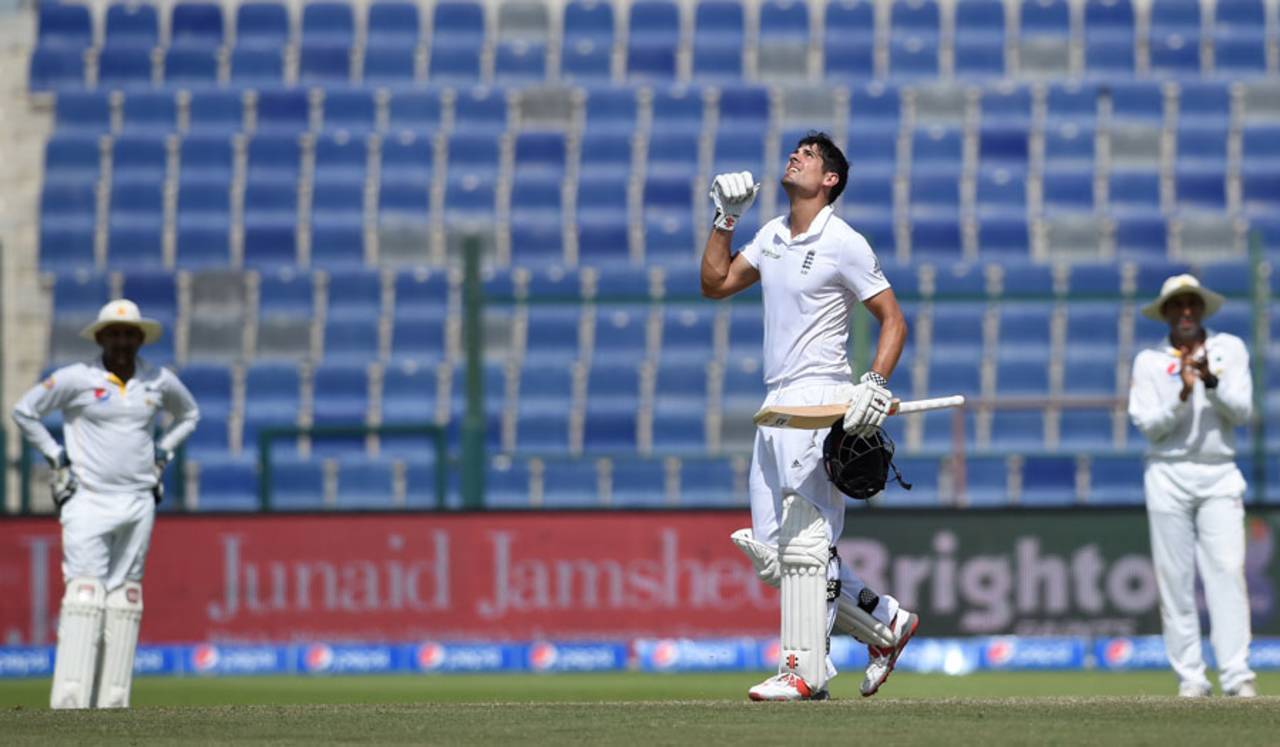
[732, 527, 895, 648]
[96, 582, 143, 708]
[777, 496, 835, 690]
[51, 577, 105, 710]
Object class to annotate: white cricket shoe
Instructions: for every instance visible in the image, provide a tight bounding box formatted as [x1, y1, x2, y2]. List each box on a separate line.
[1225, 681, 1257, 698]
[860, 608, 920, 697]
[747, 672, 829, 702]
[1178, 681, 1212, 698]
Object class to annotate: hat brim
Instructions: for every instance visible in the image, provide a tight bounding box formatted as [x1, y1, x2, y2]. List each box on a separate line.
[1141, 287, 1224, 322]
[79, 318, 163, 345]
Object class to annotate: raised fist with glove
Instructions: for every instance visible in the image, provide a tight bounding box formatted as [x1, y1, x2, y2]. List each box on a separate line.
[709, 171, 760, 232]
[843, 371, 893, 437]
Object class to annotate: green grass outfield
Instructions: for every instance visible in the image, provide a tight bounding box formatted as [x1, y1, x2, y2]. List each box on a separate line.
[2, 673, 1278, 745]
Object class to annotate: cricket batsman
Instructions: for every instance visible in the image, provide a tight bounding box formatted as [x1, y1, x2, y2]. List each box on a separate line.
[700, 133, 918, 701]
[12, 299, 199, 708]
[1128, 274, 1257, 698]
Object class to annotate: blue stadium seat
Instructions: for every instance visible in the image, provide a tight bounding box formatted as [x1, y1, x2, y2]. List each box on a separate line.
[988, 409, 1049, 450]
[564, 0, 614, 45]
[961, 456, 1010, 506]
[494, 41, 548, 83]
[40, 182, 97, 269]
[890, 0, 940, 38]
[175, 178, 231, 268]
[105, 3, 158, 48]
[302, 2, 354, 46]
[561, 38, 613, 82]
[121, 91, 176, 133]
[954, 38, 1006, 79]
[1059, 409, 1115, 450]
[693, 0, 745, 81]
[1045, 82, 1100, 125]
[823, 3, 875, 82]
[1213, 32, 1267, 77]
[1088, 456, 1144, 505]
[187, 90, 244, 133]
[1020, 456, 1077, 505]
[242, 178, 299, 269]
[880, 456, 942, 506]
[380, 361, 439, 429]
[542, 460, 602, 507]
[300, 42, 353, 85]
[1150, 0, 1201, 36]
[55, 91, 111, 134]
[106, 177, 164, 268]
[29, 47, 87, 91]
[888, 35, 940, 78]
[195, 455, 259, 511]
[428, 44, 481, 84]
[368, 1, 421, 48]
[97, 45, 154, 90]
[254, 88, 310, 133]
[111, 134, 167, 182]
[52, 271, 110, 315]
[679, 458, 739, 506]
[472, 458, 531, 508]
[270, 455, 326, 510]
[364, 45, 418, 85]
[609, 458, 668, 507]
[386, 90, 443, 133]
[171, 3, 224, 49]
[311, 363, 371, 431]
[401, 455, 448, 508]
[230, 47, 285, 86]
[247, 132, 301, 182]
[318, 89, 375, 133]
[911, 125, 964, 167]
[1109, 81, 1165, 125]
[38, 3, 92, 50]
[453, 88, 508, 134]
[311, 180, 366, 270]
[583, 87, 638, 134]
[335, 458, 397, 508]
[44, 133, 99, 184]
[163, 46, 219, 86]
[236, 1, 291, 48]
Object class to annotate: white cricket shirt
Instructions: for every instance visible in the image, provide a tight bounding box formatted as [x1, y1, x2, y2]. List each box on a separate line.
[1128, 330, 1252, 463]
[739, 205, 891, 390]
[12, 358, 200, 494]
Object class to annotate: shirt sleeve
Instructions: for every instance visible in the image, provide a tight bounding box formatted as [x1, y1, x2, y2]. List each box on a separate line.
[838, 230, 892, 301]
[736, 224, 764, 270]
[1127, 351, 1190, 442]
[10, 368, 79, 463]
[1204, 335, 1252, 426]
[156, 369, 200, 453]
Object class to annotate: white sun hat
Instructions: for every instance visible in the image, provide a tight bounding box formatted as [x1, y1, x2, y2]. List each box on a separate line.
[1140, 274, 1224, 322]
[79, 299, 163, 344]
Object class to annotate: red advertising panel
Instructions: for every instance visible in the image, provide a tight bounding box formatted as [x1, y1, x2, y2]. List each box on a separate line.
[0, 512, 776, 645]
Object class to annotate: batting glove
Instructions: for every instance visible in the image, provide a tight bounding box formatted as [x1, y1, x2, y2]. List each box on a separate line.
[153, 446, 173, 505]
[843, 372, 892, 437]
[709, 171, 760, 231]
[49, 450, 77, 512]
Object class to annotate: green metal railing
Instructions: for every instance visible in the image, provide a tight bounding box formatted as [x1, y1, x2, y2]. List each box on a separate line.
[256, 423, 448, 511]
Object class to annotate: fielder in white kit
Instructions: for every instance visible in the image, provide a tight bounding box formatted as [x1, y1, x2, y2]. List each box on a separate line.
[700, 133, 917, 701]
[11, 300, 199, 709]
[1128, 274, 1257, 698]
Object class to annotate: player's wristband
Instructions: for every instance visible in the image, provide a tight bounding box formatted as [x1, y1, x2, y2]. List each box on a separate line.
[861, 371, 888, 388]
[1202, 372, 1219, 389]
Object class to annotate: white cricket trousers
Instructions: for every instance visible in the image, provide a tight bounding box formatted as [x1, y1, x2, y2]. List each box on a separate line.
[60, 489, 155, 591]
[1144, 460, 1254, 692]
[748, 380, 900, 652]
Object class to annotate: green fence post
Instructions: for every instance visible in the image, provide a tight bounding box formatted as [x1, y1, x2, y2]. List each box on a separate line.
[1249, 232, 1267, 502]
[460, 234, 486, 509]
[257, 429, 274, 512]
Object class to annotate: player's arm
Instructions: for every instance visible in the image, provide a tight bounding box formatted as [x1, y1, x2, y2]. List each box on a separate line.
[1201, 337, 1252, 426]
[156, 371, 200, 457]
[1127, 352, 1190, 441]
[863, 288, 907, 381]
[11, 370, 77, 464]
[700, 228, 760, 299]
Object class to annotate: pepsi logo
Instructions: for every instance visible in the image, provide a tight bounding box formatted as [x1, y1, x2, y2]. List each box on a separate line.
[1104, 639, 1133, 666]
[304, 644, 333, 672]
[192, 644, 219, 672]
[651, 640, 679, 670]
[1166, 362, 1178, 376]
[762, 639, 781, 668]
[416, 642, 445, 671]
[530, 642, 558, 671]
[986, 639, 1015, 666]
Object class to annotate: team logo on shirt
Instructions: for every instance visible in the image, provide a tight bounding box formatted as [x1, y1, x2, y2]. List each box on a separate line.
[41, 377, 55, 390]
[92, 387, 111, 403]
[800, 249, 816, 275]
[1166, 362, 1178, 377]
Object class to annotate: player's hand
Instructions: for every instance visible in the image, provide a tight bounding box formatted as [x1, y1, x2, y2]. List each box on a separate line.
[49, 450, 77, 512]
[709, 171, 760, 231]
[153, 447, 172, 505]
[1178, 344, 1201, 399]
[843, 372, 892, 436]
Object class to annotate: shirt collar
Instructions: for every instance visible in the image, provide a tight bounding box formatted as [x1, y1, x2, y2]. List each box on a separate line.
[778, 204, 835, 246]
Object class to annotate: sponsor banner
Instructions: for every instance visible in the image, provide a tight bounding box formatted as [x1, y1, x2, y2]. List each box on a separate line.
[2, 511, 1277, 643]
[188, 644, 290, 676]
[134, 646, 183, 675]
[527, 641, 628, 673]
[297, 643, 401, 675]
[981, 637, 1085, 670]
[635, 638, 753, 672]
[0, 647, 53, 677]
[838, 511, 1280, 637]
[1250, 639, 1280, 669]
[1094, 637, 1172, 670]
[896, 638, 983, 675]
[411, 642, 523, 673]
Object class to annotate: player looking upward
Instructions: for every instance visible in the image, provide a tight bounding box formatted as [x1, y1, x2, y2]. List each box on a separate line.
[1128, 274, 1257, 698]
[700, 133, 918, 701]
[12, 300, 199, 709]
